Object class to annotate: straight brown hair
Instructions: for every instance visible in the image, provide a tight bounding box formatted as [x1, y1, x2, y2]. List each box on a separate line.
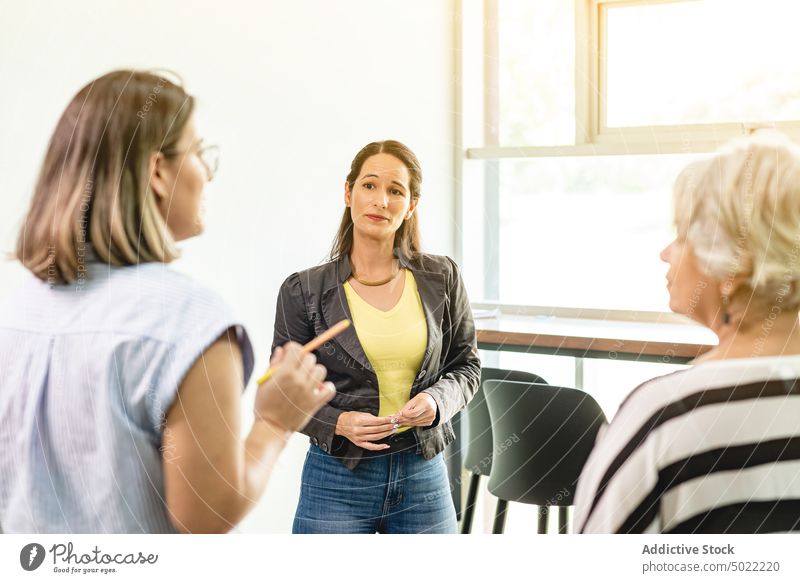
[329, 140, 423, 262]
[16, 70, 194, 285]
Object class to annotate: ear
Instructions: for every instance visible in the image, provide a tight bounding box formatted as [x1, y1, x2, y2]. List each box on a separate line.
[405, 196, 420, 220]
[148, 151, 170, 202]
[344, 181, 352, 207]
[720, 273, 750, 301]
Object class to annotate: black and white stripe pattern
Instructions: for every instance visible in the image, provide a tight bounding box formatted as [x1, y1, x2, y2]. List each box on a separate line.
[574, 356, 800, 533]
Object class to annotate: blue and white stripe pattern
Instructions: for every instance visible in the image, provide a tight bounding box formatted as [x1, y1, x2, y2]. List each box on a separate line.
[0, 257, 253, 533]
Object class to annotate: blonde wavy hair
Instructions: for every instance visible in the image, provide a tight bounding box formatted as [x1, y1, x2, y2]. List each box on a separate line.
[673, 131, 800, 311]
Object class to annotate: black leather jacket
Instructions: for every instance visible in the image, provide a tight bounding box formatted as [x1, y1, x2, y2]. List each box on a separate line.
[271, 252, 480, 469]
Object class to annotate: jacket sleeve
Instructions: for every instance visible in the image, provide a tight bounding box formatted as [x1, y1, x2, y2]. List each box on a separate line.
[271, 273, 345, 450]
[422, 256, 481, 427]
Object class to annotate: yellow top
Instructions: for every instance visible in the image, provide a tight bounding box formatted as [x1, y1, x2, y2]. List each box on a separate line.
[343, 269, 428, 433]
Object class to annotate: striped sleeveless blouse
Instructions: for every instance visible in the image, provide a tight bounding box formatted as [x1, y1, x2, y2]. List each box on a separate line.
[0, 255, 253, 533]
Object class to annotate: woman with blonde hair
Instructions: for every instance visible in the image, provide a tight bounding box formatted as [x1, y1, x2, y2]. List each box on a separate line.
[575, 131, 800, 533]
[0, 70, 334, 533]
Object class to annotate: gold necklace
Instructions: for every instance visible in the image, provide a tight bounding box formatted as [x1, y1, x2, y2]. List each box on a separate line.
[351, 261, 401, 286]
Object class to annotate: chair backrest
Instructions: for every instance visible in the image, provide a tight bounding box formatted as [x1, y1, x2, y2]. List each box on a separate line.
[484, 380, 607, 506]
[463, 368, 547, 476]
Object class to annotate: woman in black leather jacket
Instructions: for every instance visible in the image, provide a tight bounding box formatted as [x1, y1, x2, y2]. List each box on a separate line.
[272, 140, 480, 533]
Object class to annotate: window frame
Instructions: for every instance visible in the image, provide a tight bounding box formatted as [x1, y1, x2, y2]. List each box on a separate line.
[454, 0, 800, 317]
[589, 0, 800, 151]
[465, 0, 800, 162]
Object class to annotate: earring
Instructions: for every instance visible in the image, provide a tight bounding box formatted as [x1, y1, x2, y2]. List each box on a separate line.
[721, 294, 731, 325]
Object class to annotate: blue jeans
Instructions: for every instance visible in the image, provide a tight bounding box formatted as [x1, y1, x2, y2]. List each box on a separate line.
[292, 445, 457, 534]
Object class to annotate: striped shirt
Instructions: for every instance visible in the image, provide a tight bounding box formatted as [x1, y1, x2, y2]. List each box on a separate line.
[574, 355, 800, 533]
[0, 256, 253, 533]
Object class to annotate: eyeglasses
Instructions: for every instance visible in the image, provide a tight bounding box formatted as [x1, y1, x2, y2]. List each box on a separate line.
[161, 144, 220, 178]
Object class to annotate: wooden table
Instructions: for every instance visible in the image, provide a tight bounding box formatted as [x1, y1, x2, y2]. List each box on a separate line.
[475, 312, 717, 364]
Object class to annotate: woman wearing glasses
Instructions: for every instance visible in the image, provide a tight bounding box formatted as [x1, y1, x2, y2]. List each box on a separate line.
[0, 70, 334, 533]
[272, 140, 481, 533]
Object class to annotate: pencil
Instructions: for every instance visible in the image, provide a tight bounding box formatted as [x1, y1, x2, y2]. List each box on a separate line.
[256, 319, 351, 385]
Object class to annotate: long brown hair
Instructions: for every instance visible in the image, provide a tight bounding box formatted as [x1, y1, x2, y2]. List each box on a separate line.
[329, 140, 423, 261]
[16, 70, 194, 285]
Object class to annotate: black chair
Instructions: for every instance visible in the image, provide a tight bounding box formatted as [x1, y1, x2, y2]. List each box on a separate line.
[460, 368, 546, 534]
[483, 380, 607, 534]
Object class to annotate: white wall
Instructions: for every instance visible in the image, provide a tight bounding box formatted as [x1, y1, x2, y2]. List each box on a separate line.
[0, 0, 456, 532]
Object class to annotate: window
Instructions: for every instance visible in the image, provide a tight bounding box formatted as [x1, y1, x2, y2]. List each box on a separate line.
[461, 153, 703, 310]
[458, 0, 800, 309]
[602, 0, 800, 134]
[496, 0, 575, 147]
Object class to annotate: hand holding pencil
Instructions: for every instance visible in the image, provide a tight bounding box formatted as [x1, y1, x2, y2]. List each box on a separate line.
[252, 320, 349, 433]
[257, 319, 351, 385]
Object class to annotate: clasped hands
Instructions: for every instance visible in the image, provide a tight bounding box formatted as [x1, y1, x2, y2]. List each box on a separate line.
[334, 392, 438, 451]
